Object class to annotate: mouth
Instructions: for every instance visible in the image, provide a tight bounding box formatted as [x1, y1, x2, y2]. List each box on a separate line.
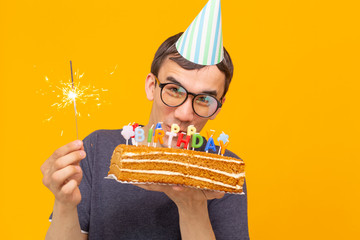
[164, 124, 188, 134]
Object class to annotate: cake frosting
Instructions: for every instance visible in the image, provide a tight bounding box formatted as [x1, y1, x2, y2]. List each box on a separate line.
[106, 144, 245, 194]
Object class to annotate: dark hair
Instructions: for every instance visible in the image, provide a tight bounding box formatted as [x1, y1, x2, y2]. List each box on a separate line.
[151, 32, 234, 98]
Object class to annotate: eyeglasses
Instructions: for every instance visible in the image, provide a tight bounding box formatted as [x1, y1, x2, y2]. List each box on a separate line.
[155, 76, 222, 118]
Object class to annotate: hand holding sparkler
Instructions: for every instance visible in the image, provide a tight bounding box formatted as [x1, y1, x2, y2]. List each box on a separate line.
[40, 140, 87, 238]
[41, 140, 85, 206]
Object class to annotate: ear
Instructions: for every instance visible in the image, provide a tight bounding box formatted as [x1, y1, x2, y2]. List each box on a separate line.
[145, 73, 156, 101]
[209, 97, 226, 120]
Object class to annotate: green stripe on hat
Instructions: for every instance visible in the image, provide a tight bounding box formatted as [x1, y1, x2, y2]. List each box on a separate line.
[203, 0, 216, 65]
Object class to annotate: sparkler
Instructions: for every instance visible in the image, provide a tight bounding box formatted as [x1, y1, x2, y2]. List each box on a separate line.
[70, 61, 79, 139]
[39, 62, 112, 138]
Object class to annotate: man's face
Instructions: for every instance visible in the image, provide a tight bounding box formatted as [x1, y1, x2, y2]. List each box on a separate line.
[146, 57, 226, 147]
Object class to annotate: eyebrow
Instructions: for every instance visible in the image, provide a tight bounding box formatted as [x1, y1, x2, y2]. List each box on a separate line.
[165, 76, 218, 97]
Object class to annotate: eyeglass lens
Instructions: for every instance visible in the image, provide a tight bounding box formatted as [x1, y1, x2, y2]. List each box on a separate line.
[161, 83, 218, 117]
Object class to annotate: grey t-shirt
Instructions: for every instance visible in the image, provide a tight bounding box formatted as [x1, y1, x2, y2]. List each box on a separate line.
[51, 129, 249, 239]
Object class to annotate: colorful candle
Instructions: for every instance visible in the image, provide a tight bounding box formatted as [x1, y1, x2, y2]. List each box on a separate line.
[153, 129, 165, 147]
[217, 132, 229, 155]
[135, 127, 145, 145]
[165, 123, 180, 148]
[186, 125, 196, 150]
[187, 125, 196, 136]
[177, 132, 191, 149]
[153, 122, 163, 136]
[219, 140, 229, 156]
[171, 123, 180, 133]
[166, 131, 177, 148]
[205, 130, 216, 153]
[191, 133, 203, 150]
[131, 123, 139, 138]
[121, 125, 135, 145]
[147, 125, 154, 147]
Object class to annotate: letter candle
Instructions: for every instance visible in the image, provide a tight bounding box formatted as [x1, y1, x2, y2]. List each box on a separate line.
[219, 140, 229, 156]
[131, 123, 139, 136]
[131, 123, 139, 145]
[166, 132, 177, 148]
[186, 125, 197, 150]
[177, 132, 191, 149]
[205, 130, 216, 153]
[153, 122, 163, 136]
[217, 132, 229, 155]
[134, 127, 145, 146]
[166, 124, 180, 148]
[153, 129, 165, 147]
[191, 133, 203, 150]
[171, 123, 180, 133]
[147, 124, 154, 147]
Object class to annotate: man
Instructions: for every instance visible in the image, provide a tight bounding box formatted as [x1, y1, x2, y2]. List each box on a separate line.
[41, 1, 249, 239]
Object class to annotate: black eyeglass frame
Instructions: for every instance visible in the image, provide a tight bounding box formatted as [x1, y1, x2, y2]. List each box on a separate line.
[154, 76, 223, 118]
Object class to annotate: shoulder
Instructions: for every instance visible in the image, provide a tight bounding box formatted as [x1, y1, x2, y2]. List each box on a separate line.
[82, 129, 126, 155]
[84, 129, 124, 144]
[223, 149, 243, 160]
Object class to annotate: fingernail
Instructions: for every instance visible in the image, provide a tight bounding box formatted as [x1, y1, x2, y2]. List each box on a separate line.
[80, 151, 85, 157]
[75, 166, 81, 171]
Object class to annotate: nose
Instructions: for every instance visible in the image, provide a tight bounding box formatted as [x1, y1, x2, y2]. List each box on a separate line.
[174, 97, 194, 122]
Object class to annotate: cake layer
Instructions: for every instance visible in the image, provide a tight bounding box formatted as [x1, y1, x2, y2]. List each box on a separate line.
[121, 154, 244, 173]
[107, 144, 245, 194]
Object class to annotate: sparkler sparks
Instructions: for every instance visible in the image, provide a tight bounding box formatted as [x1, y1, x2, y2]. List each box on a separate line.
[50, 80, 101, 110]
[110, 65, 118, 75]
[41, 79, 108, 113]
[40, 63, 110, 138]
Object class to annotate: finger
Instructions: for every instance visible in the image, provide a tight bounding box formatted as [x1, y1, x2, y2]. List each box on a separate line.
[51, 165, 82, 190]
[66, 170, 83, 186]
[60, 179, 78, 197]
[53, 150, 86, 171]
[172, 185, 185, 191]
[203, 190, 225, 199]
[50, 140, 83, 161]
[134, 184, 159, 191]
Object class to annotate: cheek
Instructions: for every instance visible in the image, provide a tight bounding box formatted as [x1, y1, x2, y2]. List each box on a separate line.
[154, 96, 174, 118]
[193, 117, 209, 132]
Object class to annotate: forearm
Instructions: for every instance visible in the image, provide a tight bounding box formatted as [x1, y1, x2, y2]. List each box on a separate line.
[46, 200, 86, 240]
[178, 201, 216, 240]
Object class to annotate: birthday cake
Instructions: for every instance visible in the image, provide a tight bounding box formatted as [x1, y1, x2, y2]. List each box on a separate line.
[106, 144, 245, 194]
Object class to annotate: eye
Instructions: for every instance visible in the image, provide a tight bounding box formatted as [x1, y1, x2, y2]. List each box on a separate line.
[169, 87, 180, 93]
[196, 96, 211, 106]
[164, 84, 186, 98]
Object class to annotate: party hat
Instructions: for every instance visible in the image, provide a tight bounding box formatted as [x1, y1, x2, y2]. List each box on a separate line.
[176, 0, 223, 65]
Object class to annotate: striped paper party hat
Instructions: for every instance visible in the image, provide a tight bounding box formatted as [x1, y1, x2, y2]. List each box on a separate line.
[176, 0, 223, 65]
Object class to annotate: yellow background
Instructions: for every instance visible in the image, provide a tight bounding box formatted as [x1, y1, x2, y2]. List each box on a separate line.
[1, 0, 359, 239]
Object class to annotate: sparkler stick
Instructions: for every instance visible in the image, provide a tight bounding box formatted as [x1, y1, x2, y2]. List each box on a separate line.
[70, 61, 79, 139]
